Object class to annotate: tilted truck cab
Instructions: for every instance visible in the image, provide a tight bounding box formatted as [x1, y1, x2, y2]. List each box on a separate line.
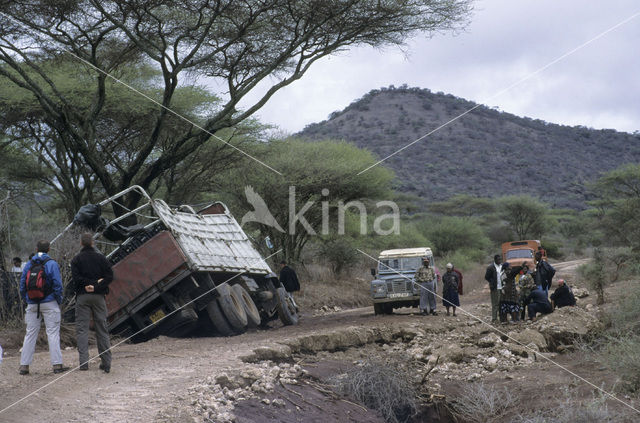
[370, 247, 435, 315]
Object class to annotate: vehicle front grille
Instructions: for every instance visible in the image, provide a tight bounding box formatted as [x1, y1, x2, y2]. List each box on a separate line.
[386, 279, 412, 294]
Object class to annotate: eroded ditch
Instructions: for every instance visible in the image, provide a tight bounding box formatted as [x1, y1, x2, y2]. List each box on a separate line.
[158, 305, 602, 423]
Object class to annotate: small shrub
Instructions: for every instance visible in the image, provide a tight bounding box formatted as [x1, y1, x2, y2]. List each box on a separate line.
[318, 238, 359, 275]
[332, 357, 418, 423]
[601, 335, 640, 393]
[578, 249, 607, 304]
[450, 383, 516, 423]
[513, 387, 618, 422]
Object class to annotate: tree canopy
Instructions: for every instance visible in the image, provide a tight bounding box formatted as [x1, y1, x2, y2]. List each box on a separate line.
[0, 0, 471, 212]
[590, 164, 640, 251]
[498, 195, 548, 240]
[215, 138, 394, 262]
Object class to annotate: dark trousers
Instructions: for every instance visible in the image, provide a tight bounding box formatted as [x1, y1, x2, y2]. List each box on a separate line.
[527, 302, 552, 319]
[490, 289, 501, 322]
[76, 294, 112, 367]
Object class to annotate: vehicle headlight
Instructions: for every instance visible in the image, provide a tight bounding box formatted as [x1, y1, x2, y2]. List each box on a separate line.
[371, 283, 387, 295]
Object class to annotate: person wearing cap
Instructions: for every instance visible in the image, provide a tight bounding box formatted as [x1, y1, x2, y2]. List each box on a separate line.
[550, 279, 576, 309]
[442, 263, 460, 316]
[415, 257, 437, 315]
[484, 254, 503, 323]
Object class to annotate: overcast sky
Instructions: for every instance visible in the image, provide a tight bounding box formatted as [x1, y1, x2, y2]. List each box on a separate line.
[238, 0, 640, 135]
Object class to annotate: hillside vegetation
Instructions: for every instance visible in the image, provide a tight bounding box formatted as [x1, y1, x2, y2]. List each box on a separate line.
[298, 86, 640, 209]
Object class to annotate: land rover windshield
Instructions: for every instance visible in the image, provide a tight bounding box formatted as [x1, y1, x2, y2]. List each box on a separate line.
[379, 257, 423, 273]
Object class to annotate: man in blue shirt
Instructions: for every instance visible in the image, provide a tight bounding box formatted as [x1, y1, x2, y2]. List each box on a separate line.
[18, 240, 69, 375]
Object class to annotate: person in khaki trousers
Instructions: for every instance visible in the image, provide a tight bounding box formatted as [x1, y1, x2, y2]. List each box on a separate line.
[71, 233, 113, 373]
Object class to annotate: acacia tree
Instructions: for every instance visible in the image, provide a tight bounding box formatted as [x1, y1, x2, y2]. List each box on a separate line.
[0, 62, 255, 216]
[0, 0, 471, 211]
[215, 139, 394, 262]
[498, 195, 548, 240]
[590, 164, 640, 251]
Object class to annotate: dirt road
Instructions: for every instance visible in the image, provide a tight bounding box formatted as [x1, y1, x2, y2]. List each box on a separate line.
[0, 259, 595, 423]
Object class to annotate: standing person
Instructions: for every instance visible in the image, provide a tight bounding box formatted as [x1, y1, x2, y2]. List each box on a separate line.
[71, 233, 113, 373]
[484, 254, 503, 323]
[11, 257, 24, 274]
[523, 285, 552, 321]
[442, 263, 460, 316]
[18, 240, 69, 375]
[535, 251, 555, 293]
[452, 264, 463, 296]
[415, 257, 437, 315]
[517, 264, 536, 321]
[499, 264, 520, 323]
[279, 261, 300, 293]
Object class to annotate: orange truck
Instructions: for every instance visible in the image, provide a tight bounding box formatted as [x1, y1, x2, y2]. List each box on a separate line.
[501, 240, 546, 269]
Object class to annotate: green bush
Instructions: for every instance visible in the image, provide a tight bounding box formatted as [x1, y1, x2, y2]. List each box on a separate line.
[540, 238, 563, 259]
[318, 238, 359, 275]
[420, 216, 489, 256]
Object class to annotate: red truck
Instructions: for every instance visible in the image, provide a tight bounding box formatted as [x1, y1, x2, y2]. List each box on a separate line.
[54, 186, 298, 341]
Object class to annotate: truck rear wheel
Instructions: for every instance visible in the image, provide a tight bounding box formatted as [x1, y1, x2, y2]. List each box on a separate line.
[373, 303, 384, 315]
[232, 284, 261, 328]
[207, 299, 235, 336]
[218, 289, 248, 331]
[276, 287, 299, 326]
[163, 308, 199, 338]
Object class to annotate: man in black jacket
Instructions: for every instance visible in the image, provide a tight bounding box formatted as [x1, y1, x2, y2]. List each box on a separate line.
[279, 261, 300, 293]
[550, 279, 576, 309]
[71, 233, 113, 373]
[524, 285, 552, 321]
[535, 251, 556, 293]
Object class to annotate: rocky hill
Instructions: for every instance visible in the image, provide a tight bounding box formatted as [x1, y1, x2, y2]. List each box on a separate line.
[297, 86, 640, 209]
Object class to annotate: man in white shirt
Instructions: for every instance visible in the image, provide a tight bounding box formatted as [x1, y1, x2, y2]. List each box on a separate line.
[484, 254, 503, 323]
[11, 257, 24, 274]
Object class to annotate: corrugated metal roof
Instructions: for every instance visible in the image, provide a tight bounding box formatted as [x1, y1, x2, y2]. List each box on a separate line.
[152, 200, 272, 274]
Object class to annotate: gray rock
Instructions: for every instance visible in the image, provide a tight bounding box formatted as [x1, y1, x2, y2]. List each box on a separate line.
[477, 333, 501, 348]
[507, 329, 547, 351]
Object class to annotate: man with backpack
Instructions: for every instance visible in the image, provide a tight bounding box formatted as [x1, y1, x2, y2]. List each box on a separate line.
[71, 233, 113, 373]
[535, 251, 556, 293]
[18, 240, 69, 375]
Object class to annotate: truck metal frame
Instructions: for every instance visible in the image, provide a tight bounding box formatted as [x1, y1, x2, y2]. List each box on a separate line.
[54, 186, 298, 341]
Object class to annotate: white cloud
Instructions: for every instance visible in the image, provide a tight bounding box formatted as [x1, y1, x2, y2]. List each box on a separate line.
[233, 0, 640, 134]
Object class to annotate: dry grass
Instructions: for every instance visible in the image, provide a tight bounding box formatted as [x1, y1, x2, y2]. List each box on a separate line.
[332, 355, 418, 423]
[462, 263, 490, 294]
[513, 387, 618, 423]
[449, 383, 517, 423]
[295, 259, 373, 311]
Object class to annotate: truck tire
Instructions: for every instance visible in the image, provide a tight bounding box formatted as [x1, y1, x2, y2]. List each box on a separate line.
[373, 303, 384, 315]
[276, 287, 299, 326]
[207, 299, 235, 336]
[218, 289, 248, 331]
[164, 308, 198, 338]
[232, 284, 261, 328]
